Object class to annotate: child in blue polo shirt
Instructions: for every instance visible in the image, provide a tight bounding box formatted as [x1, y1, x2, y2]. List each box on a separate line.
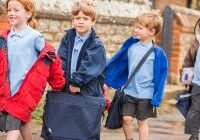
[184, 19, 200, 140]
[105, 10, 168, 140]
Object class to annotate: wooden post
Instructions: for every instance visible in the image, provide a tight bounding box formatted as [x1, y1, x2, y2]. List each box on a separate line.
[161, 5, 174, 82]
[186, 0, 192, 8]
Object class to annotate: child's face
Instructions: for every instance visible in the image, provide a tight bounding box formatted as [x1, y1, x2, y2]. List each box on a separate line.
[72, 11, 95, 36]
[7, 0, 31, 30]
[134, 22, 155, 42]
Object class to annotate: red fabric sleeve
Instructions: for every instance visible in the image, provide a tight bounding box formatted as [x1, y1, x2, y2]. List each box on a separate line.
[48, 55, 66, 90]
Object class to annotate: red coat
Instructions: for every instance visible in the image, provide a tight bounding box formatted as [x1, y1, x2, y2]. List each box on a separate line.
[0, 30, 66, 122]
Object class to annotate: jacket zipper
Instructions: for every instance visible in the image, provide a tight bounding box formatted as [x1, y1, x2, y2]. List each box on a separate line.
[0, 35, 11, 98]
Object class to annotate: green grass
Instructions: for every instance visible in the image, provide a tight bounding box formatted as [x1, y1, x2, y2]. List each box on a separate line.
[32, 98, 45, 124]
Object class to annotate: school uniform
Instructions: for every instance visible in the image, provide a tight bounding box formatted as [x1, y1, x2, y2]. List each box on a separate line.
[57, 28, 106, 140]
[105, 36, 168, 119]
[185, 47, 200, 135]
[0, 26, 65, 131]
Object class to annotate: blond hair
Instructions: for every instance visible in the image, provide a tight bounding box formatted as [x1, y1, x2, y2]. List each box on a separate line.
[135, 10, 163, 35]
[71, 0, 97, 22]
[5, 0, 37, 29]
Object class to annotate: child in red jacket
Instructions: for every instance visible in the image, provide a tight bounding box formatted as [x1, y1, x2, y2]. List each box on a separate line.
[0, 0, 65, 139]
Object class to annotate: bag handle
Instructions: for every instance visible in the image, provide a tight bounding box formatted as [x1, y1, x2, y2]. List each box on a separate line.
[121, 46, 154, 90]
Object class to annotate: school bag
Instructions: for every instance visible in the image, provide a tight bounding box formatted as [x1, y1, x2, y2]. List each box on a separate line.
[41, 90, 105, 140]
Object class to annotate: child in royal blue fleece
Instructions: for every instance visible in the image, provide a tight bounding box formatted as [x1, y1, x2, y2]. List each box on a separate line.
[105, 10, 168, 140]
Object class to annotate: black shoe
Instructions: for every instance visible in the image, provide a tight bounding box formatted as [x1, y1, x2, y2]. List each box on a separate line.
[189, 134, 199, 140]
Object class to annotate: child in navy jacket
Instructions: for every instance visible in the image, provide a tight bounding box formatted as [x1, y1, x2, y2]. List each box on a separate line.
[57, 0, 106, 139]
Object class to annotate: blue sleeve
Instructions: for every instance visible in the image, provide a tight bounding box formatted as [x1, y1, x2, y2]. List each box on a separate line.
[151, 49, 168, 106]
[105, 37, 136, 89]
[70, 41, 106, 87]
[35, 34, 44, 52]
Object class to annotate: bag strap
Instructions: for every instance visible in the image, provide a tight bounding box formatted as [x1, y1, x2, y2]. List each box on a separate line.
[121, 46, 154, 90]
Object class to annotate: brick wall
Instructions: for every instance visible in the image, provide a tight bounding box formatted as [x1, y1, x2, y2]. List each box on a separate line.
[166, 6, 200, 84]
[0, 0, 151, 58]
[36, 13, 136, 58]
[2, 1, 198, 84]
[155, 0, 198, 10]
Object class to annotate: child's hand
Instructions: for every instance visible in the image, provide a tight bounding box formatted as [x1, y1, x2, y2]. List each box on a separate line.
[102, 84, 111, 110]
[69, 85, 80, 93]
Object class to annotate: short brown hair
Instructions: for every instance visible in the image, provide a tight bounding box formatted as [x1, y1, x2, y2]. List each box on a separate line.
[135, 10, 163, 35]
[71, 0, 97, 22]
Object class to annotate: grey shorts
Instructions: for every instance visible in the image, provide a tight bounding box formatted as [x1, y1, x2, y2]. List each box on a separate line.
[0, 111, 24, 132]
[122, 95, 157, 120]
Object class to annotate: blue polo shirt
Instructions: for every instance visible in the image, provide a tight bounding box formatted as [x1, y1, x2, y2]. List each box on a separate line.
[193, 47, 200, 86]
[8, 25, 44, 96]
[124, 41, 155, 99]
[70, 30, 91, 75]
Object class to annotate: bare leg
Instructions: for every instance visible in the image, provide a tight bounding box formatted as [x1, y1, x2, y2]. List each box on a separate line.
[122, 116, 134, 140]
[138, 119, 149, 140]
[20, 122, 32, 140]
[6, 130, 20, 140]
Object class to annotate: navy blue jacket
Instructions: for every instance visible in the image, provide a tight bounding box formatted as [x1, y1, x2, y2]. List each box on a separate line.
[58, 28, 106, 97]
[105, 37, 168, 106]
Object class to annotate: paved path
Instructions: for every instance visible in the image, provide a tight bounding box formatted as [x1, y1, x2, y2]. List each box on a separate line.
[101, 109, 189, 140]
[0, 85, 192, 140]
[0, 108, 190, 140]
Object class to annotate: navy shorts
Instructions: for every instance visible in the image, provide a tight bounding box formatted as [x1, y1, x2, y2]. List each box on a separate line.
[122, 95, 157, 120]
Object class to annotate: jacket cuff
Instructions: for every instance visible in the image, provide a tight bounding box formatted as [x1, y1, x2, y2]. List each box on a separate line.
[69, 79, 80, 87]
[151, 99, 160, 107]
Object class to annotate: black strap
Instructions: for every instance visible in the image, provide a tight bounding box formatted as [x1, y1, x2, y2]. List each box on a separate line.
[121, 47, 154, 90]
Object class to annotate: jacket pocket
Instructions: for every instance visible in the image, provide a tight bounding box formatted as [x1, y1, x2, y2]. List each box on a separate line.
[30, 64, 49, 90]
[22, 83, 43, 111]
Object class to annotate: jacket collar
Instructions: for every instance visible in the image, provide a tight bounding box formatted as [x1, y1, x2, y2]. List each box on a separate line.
[1, 29, 10, 39]
[65, 28, 97, 44]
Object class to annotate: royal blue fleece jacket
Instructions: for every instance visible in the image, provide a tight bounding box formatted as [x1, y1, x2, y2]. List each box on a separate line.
[105, 36, 168, 106]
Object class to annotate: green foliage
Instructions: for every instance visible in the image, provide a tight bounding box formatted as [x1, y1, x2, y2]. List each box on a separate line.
[197, 0, 200, 10]
[32, 100, 44, 124]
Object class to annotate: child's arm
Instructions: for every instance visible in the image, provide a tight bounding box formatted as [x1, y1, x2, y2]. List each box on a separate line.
[180, 40, 198, 82]
[183, 40, 198, 68]
[47, 55, 66, 91]
[70, 42, 106, 87]
[102, 84, 111, 110]
[151, 50, 168, 107]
